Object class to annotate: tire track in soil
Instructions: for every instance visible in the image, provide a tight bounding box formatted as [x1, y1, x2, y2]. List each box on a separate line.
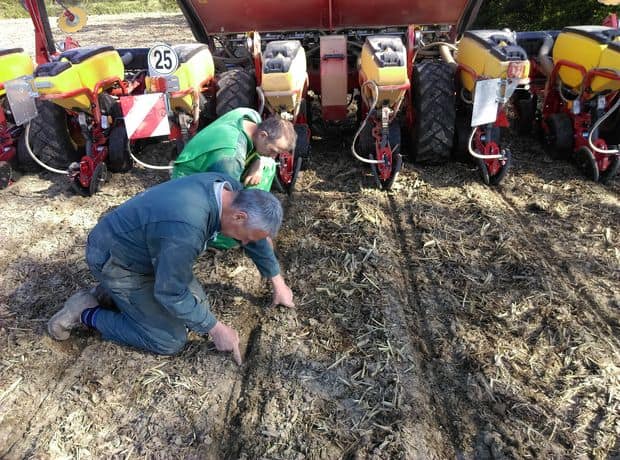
[2, 271, 263, 458]
[220, 323, 265, 458]
[1, 341, 94, 458]
[490, 188, 620, 348]
[383, 192, 469, 455]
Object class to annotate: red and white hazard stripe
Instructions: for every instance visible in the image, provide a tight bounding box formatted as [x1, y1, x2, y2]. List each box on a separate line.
[119, 93, 170, 140]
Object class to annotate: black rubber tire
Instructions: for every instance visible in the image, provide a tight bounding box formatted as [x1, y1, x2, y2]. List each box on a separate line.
[17, 101, 80, 172]
[89, 162, 108, 196]
[215, 69, 257, 117]
[358, 119, 402, 189]
[453, 104, 472, 163]
[410, 60, 456, 164]
[475, 126, 510, 186]
[574, 146, 599, 182]
[294, 123, 311, 159]
[599, 155, 620, 184]
[0, 161, 12, 189]
[544, 113, 573, 160]
[513, 94, 537, 135]
[15, 133, 38, 173]
[489, 149, 512, 186]
[274, 154, 303, 196]
[198, 93, 216, 130]
[107, 123, 133, 173]
[599, 98, 620, 146]
[357, 118, 401, 157]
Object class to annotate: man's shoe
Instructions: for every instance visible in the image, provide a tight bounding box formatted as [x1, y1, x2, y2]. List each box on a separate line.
[48, 289, 98, 340]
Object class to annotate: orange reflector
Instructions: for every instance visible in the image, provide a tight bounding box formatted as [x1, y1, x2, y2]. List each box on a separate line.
[507, 61, 527, 79]
[149, 76, 168, 93]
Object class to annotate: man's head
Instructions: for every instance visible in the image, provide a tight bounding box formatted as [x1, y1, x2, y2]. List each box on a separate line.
[252, 116, 297, 158]
[220, 189, 283, 245]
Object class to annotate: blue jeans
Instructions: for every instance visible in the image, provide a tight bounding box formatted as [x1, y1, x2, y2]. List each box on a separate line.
[86, 242, 210, 355]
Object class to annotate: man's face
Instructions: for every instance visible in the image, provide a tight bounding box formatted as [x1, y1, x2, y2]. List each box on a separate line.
[233, 225, 269, 246]
[221, 211, 269, 245]
[253, 131, 291, 158]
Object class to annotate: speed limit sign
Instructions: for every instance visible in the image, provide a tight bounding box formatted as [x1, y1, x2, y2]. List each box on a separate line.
[148, 44, 179, 76]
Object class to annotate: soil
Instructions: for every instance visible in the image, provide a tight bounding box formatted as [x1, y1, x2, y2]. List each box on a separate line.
[0, 13, 619, 460]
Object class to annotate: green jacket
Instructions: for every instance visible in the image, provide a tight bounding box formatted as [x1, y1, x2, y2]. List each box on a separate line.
[172, 108, 262, 180]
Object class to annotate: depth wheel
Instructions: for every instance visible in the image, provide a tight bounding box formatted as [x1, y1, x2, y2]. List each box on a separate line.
[0, 161, 13, 189]
[89, 162, 108, 195]
[488, 149, 512, 186]
[599, 155, 620, 184]
[575, 147, 599, 182]
[544, 113, 573, 160]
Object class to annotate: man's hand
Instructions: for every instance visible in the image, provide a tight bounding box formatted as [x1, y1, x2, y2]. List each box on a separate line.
[243, 158, 263, 186]
[270, 274, 295, 308]
[208, 321, 242, 365]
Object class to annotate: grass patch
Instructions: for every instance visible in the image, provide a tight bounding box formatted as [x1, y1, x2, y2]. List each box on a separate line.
[0, 1, 180, 20]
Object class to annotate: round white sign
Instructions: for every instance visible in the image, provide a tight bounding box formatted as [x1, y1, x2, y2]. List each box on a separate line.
[148, 44, 179, 76]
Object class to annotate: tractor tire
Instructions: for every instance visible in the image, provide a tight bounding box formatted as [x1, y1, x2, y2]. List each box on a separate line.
[544, 113, 573, 160]
[215, 69, 257, 117]
[410, 60, 456, 164]
[17, 100, 80, 172]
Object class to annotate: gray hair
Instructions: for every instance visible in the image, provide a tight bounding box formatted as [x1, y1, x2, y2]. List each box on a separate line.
[231, 189, 283, 237]
[257, 116, 297, 151]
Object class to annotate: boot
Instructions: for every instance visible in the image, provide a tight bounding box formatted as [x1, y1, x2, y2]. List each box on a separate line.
[48, 289, 98, 340]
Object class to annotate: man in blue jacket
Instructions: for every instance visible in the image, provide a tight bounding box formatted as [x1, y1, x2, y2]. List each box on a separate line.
[47, 172, 294, 364]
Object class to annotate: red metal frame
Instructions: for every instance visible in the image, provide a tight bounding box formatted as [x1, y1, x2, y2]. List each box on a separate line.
[541, 59, 620, 174]
[370, 121, 393, 181]
[188, 0, 472, 34]
[38, 76, 124, 187]
[603, 13, 618, 29]
[166, 76, 216, 139]
[0, 89, 17, 164]
[455, 63, 511, 174]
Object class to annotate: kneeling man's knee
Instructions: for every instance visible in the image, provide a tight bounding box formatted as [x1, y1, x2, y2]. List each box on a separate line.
[150, 328, 187, 355]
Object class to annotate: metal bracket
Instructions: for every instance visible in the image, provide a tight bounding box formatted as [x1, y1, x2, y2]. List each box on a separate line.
[471, 78, 519, 127]
[165, 75, 180, 92]
[5, 77, 38, 126]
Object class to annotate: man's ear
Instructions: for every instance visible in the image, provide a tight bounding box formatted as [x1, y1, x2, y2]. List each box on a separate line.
[233, 210, 248, 222]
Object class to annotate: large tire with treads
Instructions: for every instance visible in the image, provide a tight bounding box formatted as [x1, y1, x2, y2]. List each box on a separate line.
[410, 60, 455, 164]
[17, 100, 80, 172]
[215, 69, 257, 116]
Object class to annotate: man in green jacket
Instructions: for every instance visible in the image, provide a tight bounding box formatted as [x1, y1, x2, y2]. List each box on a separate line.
[172, 107, 297, 187]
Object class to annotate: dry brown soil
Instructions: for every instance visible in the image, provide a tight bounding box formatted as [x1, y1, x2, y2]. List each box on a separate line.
[0, 13, 619, 460]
